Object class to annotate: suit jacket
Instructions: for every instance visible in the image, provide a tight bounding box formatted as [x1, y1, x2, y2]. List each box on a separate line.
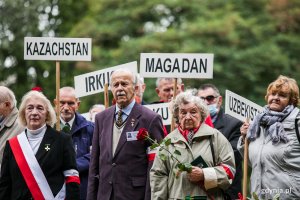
[87, 102, 164, 200]
[213, 108, 243, 199]
[0, 125, 80, 200]
[0, 107, 24, 171]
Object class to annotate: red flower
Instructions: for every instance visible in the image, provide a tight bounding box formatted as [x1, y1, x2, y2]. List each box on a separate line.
[137, 128, 149, 141]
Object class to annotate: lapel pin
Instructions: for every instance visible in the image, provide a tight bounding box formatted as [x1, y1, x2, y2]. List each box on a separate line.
[45, 144, 51, 152]
[131, 119, 135, 127]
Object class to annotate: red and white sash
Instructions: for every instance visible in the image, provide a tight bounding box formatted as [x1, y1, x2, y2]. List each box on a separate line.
[9, 132, 66, 200]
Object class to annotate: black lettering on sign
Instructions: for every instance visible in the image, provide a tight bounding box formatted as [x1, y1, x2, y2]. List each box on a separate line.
[40, 42, 45, 55]
[160, 107, 169, 120]
[199, 59, 207, 73]
[172, 58, 180, 72]
[27, 42, 32, 55]
[163, 58, 172, 72]
[82, 42, 88, 55]
[145, 58, 155, 72]
[156, 58, 162, 72]
[96, 74, 103, 90]
[182, 59, 189, 73]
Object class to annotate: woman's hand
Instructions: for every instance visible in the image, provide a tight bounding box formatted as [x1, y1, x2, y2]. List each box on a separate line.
[240, 122, 250, 138]
[187, 166, 204, 183]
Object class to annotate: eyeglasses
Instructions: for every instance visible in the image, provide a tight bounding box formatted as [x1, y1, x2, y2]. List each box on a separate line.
[200, 95, 218, 102]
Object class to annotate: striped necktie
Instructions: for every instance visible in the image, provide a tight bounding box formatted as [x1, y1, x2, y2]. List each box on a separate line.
[62, 122, 71, 133]
[116, 110, 123, 128]
[187, 131, 194, 145]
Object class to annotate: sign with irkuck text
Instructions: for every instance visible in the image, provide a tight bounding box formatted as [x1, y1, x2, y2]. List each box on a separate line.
[225, 90, 263, 122]
[144, 103, 172, 125]
[74, 61, 138, 97]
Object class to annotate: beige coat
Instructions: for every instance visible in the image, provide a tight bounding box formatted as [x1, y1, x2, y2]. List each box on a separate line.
[150, 124, 235, 200]
[0, 107, 24, 171]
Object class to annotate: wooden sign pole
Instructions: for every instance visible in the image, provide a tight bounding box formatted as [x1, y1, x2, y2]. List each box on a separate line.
[170, 78, 178, 132]
[55, 61, 61, 131]
[104, 83, 109, 108]
[242, 118, 250, 200]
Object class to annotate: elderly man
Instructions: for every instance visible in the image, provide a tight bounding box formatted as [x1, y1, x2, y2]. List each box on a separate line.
[198, 83, 243, 200]
[0, 86, 24, 172]
[153, 77, 184, 103]
[54, 86, 94, 200]
[87, 69, 164, 200]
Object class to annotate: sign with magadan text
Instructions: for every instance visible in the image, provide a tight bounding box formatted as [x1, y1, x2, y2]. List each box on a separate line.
[225, 90, 263, 122]
[144, 103, 172, 125]
[74, 61, 138, 98]
[24, 37, 92, 61]
[140, 53, 214, 79]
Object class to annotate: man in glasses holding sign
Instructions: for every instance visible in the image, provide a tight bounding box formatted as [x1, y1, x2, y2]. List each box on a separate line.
[198, 84, 243, 199]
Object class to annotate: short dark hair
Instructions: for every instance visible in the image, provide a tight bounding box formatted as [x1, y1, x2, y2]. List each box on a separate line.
[198, 83, 220, 96]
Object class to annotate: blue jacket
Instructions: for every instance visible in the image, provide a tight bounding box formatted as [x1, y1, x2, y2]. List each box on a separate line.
[66, 112, 94, 200]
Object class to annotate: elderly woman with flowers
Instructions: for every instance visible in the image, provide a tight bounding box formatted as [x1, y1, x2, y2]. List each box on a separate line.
[150, 91, 235, 200]
[239, 75, 300, 199]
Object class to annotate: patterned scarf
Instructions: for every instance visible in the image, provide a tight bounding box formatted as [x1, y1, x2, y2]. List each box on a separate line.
[247, 105, 294, 144]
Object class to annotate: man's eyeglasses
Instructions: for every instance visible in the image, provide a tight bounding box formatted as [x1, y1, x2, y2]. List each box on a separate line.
[200, 95, 218, 102]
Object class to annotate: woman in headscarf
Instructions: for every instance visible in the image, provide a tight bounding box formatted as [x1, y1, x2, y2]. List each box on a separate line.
[239, 75, 300, 199]
[0, 90, 80, 200]
[150, 91, 235, 200]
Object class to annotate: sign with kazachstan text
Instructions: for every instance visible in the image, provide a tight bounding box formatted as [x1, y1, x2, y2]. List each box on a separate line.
[225, 90, 263, 122]
[140, 53, 214, 78]
[144, 103, 172, 125]
[24, 37, 92, 61]
[74, 61, 138, 97]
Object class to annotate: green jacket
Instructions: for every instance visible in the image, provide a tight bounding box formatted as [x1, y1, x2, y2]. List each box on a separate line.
[150, 124, 235, 200]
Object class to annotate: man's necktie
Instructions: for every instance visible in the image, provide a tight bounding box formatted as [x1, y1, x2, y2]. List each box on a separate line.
[116, 110, 123, 128]
[62, 122, 71, 133]
[187, 131, 194, 145]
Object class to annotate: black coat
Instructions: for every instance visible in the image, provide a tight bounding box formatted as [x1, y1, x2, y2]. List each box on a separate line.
[0, 125, 80, 200]
[213, 108, 243, 199]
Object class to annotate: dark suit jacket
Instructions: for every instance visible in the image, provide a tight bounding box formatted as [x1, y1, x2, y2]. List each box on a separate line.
[0, 125, 80, 200]
[87, 102, 164, 200]
[213, 108, 243, 199]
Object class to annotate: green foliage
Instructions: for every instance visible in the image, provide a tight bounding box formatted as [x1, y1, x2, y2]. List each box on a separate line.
[1, 0, 300, 111]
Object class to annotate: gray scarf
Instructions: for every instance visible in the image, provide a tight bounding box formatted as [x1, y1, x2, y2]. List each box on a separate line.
[247, 105, 294, 144]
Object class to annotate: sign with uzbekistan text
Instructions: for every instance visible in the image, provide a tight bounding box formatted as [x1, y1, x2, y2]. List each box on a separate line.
[24, 37, 92, 61]
[144, 103, 172, 125]
[74, 61, 138, 97]
[225, 90, 263, 122]
[140, 53, 214, 78]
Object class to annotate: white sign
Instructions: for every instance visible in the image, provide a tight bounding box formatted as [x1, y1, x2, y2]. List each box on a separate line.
[24, 37, 92, 61]
[140, 53, 214, 78]
[144, 103, 172, 125]
[74, 61, 138, 97]
[225, 90, 263, 122]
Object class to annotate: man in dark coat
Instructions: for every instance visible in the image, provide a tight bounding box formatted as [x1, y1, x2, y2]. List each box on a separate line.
[55, 87, 94, 200]
[87, 68, 164, 200]
[198, 84, 243, 200]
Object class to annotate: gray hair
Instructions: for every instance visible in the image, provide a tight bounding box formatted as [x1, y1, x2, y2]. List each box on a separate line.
[155, 77, 182, 88]
[89, 104, 105, 112]
[0, 86, 17, 109]
[60, 86, 80, 101]
[172, 91, 208, 124]
[198, 83, 220, 96]
[18, 91, 56, 127]
[110, 68, 136, 85]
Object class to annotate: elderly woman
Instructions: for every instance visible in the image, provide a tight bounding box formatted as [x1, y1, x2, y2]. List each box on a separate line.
[0, 91, 80, 200]
[239, 75, 300, 199]
[150, 91, 235, 200]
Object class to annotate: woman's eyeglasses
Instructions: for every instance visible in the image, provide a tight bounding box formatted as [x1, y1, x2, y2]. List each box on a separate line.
[200, 95, 218, 102]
